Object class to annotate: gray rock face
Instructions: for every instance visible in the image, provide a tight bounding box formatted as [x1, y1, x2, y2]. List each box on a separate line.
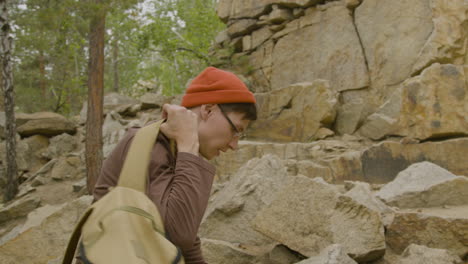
[376, 162, 468, 208]
[200, 154, 290, 250]
[253, 176, 385, 262]
[271, 5, 369, 92]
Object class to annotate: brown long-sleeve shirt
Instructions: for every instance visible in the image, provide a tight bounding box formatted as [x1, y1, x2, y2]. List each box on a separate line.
[93, 127, 216, 263]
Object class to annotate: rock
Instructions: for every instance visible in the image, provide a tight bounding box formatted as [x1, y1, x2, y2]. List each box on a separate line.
[253, 176, 385, 262]
[214, 29, 229, 45]
[361, 138, 468, 183]
[16, 112, 77, 137]
[355, 0, 434, 100]
[249, 81, 338, 142]
[290, 160, 334, 183]
[102, 111, 126, 149]
[72, 178, 87, 193]
[386, 211, 468, 258]
[322, 151, 363, 182]
[131, 80, 161, 98]
[200, 155, 290, 251]
[271, 5, 369, 92]
[31, 159, 57, 179]
[16, 135, 49, 172]
[335, 98, 365, 135]
[80, 93, 139, 123]
[296, 244, 357, 264]
[358, 64, 468, 140]
[50, 157, 80, 181]
[251, 26, 273, 50]
[201, 238, 258, 264]
[16, 184, 36, 199]
[42, 133, 78, 159]
[399, 244, 463, 264]
[140, 93, 172, 110]
[376, 162, 468, 208]
[217, 0, 321, 22]
[266, 244, 303, 264]
[344, 181, 395, 226]
[227, 19, 259, 38]
[268, 5, 293, 24]
[0, 197, 41, 224]
[0, 204, 62, 246]
[0, 196, 92, 264]
[355, 0, 467, 103]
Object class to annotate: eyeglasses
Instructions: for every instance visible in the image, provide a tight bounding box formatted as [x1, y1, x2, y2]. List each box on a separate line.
[218, 105, 246, 139]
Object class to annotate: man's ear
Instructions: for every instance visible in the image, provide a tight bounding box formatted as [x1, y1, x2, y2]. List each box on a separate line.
[200, 104, 216, 120]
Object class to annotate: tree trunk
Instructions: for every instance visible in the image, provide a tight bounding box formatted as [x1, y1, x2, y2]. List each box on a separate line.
[0, 0, 18, 202]
[112, 36, 119, 92]
[85, 1, 107, 194]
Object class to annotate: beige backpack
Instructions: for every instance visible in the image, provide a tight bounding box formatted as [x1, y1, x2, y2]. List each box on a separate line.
[62, 120, 184, 264]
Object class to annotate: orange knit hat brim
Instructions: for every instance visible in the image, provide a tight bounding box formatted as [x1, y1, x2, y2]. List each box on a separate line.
[181, 67, 256, 108]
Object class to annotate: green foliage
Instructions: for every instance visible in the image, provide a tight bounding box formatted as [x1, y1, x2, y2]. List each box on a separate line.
[137, 0, 225, 95]
[10, 0, 225, 115]
[11, 0, 89, 115]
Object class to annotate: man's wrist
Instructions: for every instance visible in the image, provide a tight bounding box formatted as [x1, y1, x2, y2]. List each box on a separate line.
[177, 139, 199, 156]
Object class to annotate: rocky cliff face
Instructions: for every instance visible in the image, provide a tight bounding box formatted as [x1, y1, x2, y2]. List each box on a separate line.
[213, 0, 468, 142]
[0, 0, 467, 263]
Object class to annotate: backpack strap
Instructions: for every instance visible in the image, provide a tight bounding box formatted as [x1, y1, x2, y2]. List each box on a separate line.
[118, 119, 165, 192]
[62, 208, 94, 264]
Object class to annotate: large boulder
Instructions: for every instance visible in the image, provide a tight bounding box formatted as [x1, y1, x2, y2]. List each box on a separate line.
[200, 154, 290, 251]
[344, 181, 395, 226]
[0, 204, 62, 246]
[295, 244, 357, 264]
[271, 5, 369, 92]
[80, 93, 140, 123]
[253, 176, 385, 262]
[398, 244, 463, 264]
[361, 138, 468, 183]
[376, 162, 468, 208]
[355, 0, 467, 101]
[358, 64, 468, 140]
[0, 134, 49, 172]
[16, 112, 77, 137]
[0, 196, 92, 264]
[386, 211, 468, 258]
[249, 81, 338, 142]
[42, 133, 78, 159]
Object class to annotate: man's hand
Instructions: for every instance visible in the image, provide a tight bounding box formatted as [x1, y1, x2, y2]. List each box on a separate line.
[160, 104, 199, 155]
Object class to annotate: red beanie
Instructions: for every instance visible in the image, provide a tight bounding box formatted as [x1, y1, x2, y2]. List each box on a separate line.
[181, 67, 256, 108]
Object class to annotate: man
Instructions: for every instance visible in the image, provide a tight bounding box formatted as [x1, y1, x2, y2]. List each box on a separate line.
[93, 66, 257, 263]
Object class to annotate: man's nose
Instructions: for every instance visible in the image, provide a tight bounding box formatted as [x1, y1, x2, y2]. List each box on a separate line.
[228, 137, 239, 150]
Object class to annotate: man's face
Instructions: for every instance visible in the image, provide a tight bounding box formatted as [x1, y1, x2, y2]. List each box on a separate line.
[198, 105, 250, 160]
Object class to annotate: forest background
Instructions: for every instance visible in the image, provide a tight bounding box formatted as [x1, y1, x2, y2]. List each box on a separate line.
[5, 0, 225, 115]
